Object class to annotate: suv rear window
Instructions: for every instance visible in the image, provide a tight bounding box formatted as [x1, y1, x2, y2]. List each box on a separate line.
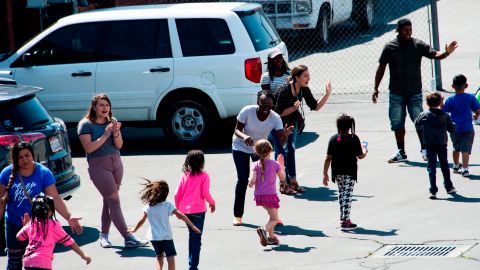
[0, 95, 54, 132]
[176, 19, 235, 57]
[236, 9, 281, 51]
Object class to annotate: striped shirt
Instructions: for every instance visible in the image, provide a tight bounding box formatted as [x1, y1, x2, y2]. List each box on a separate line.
[251, 159, 280, 196]
[260, 72, 290, 94]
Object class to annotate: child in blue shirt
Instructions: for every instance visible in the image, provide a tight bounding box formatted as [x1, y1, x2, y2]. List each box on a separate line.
[443, 74, 480, 177]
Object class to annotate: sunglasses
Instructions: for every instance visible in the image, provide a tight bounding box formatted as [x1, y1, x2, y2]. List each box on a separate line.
[258, 103, 272, 110]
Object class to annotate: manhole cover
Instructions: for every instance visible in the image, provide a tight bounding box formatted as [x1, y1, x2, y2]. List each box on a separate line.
[371, 244, 475, 258]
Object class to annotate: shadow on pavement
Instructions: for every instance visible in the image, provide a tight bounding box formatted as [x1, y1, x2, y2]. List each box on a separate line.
[400, 160, 428, 168]
[235, 223, 258, 229]
[293, 186, 337, 201]
[296, 131, 320, 149]
[443, 193, 480, 203]
[275, 225, 326, 238]
[267, 244, 316, 253]
[343, 227, 398, 236]
[467, 174, 480, 181]
[115, 247, 156, 257]
[55, 226, 99, 253]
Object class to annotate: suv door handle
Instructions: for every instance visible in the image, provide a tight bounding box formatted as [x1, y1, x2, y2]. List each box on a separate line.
[71, 71, 92, 77]
[150, 67, 170, 73]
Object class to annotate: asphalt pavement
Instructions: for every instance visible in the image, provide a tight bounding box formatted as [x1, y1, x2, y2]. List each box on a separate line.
[1, 0, 479, 269]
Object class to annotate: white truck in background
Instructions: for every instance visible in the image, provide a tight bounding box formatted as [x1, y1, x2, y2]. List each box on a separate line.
[251, 0, 375, 46]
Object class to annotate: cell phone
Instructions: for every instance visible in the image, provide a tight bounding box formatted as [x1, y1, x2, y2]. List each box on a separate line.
[361, 141, 368, 149]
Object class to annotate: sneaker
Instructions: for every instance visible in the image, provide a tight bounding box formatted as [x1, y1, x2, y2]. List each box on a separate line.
[446, 187, 457, 194]
[340, 220, 357, 231]
[453, 164, 462, 174]
[462, 169, 470, 177]
[429, 193, 437, 199]
[420, 149, 428, 161]
[99, 233, 112, 248]
[388, 150, 407, 163]
[256, 227, 268, 247]
[232, 217, 243, 226]
[124, 234, 149, 248]
[267, 235, 280, 245]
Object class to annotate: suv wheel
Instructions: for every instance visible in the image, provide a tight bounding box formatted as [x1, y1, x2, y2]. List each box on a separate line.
[352, 0, 374, 30]
[164, 100, 211, 146]
[315, 8, 330, 47]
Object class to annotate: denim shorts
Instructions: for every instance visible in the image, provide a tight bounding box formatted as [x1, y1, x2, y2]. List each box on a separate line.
[151, 240, 177, 257]
[389, 93, 423, 131]
[450, 131, 474, 153]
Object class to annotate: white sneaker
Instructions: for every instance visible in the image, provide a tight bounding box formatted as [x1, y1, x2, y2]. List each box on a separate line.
[124, 234, 149, 248]
[99, 233, 112, 248]
[462, 169, 470, 177]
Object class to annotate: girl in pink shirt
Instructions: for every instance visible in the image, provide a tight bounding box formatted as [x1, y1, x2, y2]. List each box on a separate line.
[248, 139, 286, 246]
[16, 193, 91, 270]
[174, 150, 215, 270]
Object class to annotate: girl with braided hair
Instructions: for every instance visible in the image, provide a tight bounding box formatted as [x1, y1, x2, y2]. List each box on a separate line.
[248, 139, 286, 246]
[323, 114, 368, 231]
[16, 193, 91, 269]
[0, 142, 82, 270]
[130, 179, 200, 270]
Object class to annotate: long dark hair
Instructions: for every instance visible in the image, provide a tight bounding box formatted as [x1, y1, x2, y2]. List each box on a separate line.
[31, 193, 56, 239]
[139, 178, 169, 206]
[6, 142, 34, 191]
[267, 56, 290, 81]
[336, 113, 356, 134]
[84, 93, 113, 121]
[182, 150, 205, 176]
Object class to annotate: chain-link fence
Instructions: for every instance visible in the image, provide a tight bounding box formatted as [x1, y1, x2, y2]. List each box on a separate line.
[251, 0, 435, 95]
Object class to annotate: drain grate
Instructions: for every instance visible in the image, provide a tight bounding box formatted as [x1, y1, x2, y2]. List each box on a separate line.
[371, 244, 475, 258]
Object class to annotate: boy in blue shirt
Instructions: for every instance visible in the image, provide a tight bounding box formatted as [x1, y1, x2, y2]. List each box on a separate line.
[443, 74, 480, 177]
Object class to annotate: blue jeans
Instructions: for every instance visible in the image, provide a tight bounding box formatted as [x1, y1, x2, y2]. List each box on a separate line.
[5, 222, 27, 270]
[426, 144, 453, 194]
[389, 93, 423, 131]
[270, 130, 292, 184]
[232, 150, 258, 218]
[186, 212, 205, 270]
[282, 125, 298, 179]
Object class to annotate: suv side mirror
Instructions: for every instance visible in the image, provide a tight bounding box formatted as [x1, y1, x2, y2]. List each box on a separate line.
[22, 53, 34, 67]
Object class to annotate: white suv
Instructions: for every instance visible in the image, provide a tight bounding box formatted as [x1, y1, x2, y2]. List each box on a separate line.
[0, 3, 288, 145]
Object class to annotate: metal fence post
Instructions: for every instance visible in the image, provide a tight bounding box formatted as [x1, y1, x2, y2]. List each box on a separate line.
[430, 0, 442, 90]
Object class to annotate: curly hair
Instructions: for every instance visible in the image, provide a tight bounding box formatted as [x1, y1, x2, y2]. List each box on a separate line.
[139, 178, 169, 206]
[31, 193, 56, 239]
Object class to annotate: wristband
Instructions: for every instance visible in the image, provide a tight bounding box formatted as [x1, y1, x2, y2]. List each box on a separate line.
[113, 133, 120, 138]
[444, 51, 450, 56]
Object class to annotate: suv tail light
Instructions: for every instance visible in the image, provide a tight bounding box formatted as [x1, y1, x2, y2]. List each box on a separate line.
[245, 57, 262, 83]
[0, 133, 46, 147]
